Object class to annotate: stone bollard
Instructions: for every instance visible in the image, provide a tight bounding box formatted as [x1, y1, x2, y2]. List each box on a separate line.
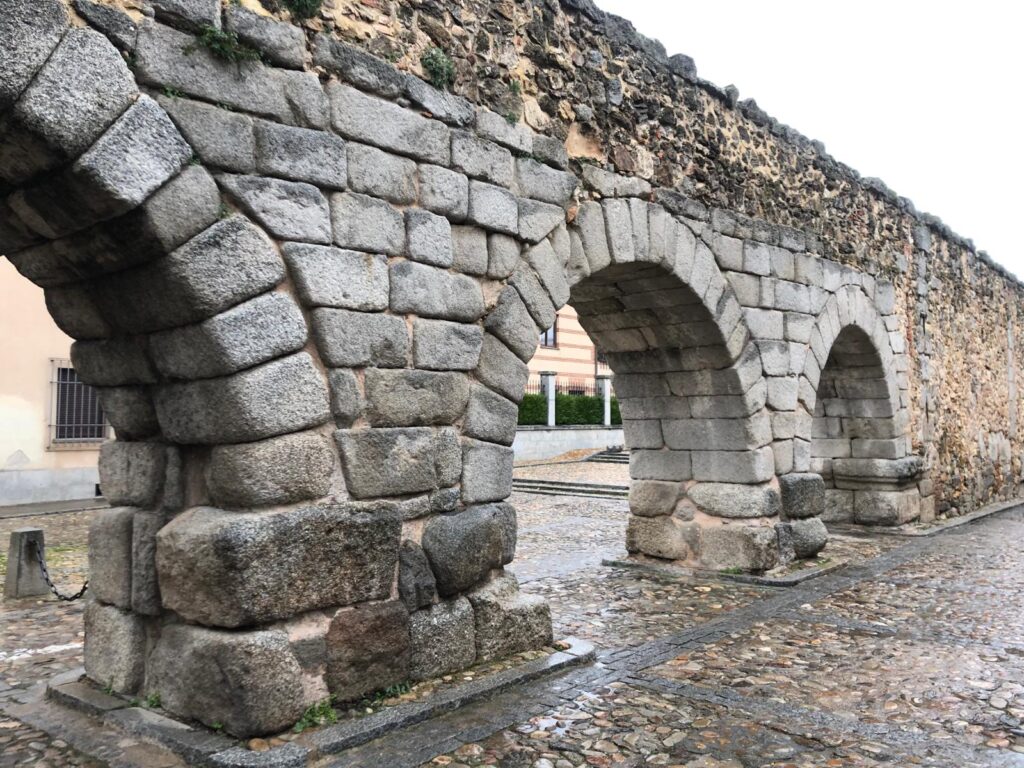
[541, 371, 556, 427]
[597, 374, 612, 427]
[4, 528, 49, 599]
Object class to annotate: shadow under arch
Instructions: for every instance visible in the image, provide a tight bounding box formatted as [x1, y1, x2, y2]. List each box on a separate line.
[797, 285, 924, 526]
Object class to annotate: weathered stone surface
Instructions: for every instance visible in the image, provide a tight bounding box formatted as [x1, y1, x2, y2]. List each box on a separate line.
[70, 338, 156, 387]
[84, 602, 145, 694]
[413, 319, 483, 371]
[509, 262, 557, 331]
[331, 192, 406, 255]
[0, 0, 68, 112]
[207, 432, 336, 508]
[6, 28, 135, 179]
[398, 540, 438, 611]
[160, 95, 255, 173]
[149, 291, 308, 380]
[335, 427, 460, 498]
[463, 385, 518, 445]
[487, 233, 521, 279]
[364, 369, 470, 427]
[419, 163, 469, 220]
[451, 225, 489, 276]
[518, 199, 566, 243]
[157, 504, 400, 627]
[526, 239, 571, 308]
[699, 524, 779, 572]
[95, 215, 286, 333]
[462, 439, 515, 503]
[153, 352, 331, 444]
[778, 472, 825, 520]
[312, 33, 405, 98]
[467, 180, 518, 234]
[347, 142, 416, 204]
[515, 158, 578, 204]
[625, 515, 695, 561]
[327, 369, 364, 427]
[475, 333, 530, 402]
[284, 244, 388, 311]
[97, 387, 160, 441]
[402, 74, 476, 126]
[581, 166, 652, 197]
[629, 480, 682, 517]
[147, 623, 309, 737]
[88, 507, 135, 609]
[484, 288, 539, 363]
[532, 134, 569, 169]
[44, 285, 110, 339]
[853, 488, 921, 526]
[328, 82, 450, 165]
[131, 511, 164, 616]
[421, 503, 516, 596]
[687, 482, 781, 519]
[476, 109, 532, 154]
[219, 174, 331, 244]
[225, 6, 305, 68]
[408, 598, 476, 680]
[390, 261, 485, 321]
[451, 131, 513, 186]
[785, 516, 828, 558]
[468, 573, 552, 663]
[255, 120, 346, 187]
[406, 209, 453, 267]
[326, 601, 410, 703]
[312, 308, 408, 368]
[151, 0, 220, 31]
[98, 442, 168, 508]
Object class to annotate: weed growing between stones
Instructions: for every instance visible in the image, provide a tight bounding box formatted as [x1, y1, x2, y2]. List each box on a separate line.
[293, 696, 338, 733]
[421, 47, 456, 90]
[145, 692, 161, 709]
[356, 681, 412, 711]
[261, 0, 323, 21]
[187, 26, 261, 64]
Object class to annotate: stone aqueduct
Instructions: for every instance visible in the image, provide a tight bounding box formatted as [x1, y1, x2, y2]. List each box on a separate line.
[2, 0, 1022, 737]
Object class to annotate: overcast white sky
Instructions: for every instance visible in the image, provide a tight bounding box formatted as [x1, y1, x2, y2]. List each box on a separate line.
[595, 0, 1022, 277]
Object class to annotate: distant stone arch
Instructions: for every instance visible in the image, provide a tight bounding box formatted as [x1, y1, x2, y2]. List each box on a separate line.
[797, 286, 924, 525]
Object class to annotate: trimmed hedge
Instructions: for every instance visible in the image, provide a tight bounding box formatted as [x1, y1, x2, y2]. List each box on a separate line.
[517, 393, 622, 426]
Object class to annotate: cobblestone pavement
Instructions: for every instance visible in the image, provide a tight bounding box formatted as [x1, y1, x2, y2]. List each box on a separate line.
[4, 476, 1024, 768]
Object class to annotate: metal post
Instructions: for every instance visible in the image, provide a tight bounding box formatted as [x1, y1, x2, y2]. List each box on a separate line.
[541, 371, 556, 427]
[4, 528, 49, 599]
[597, 375, 612, 427]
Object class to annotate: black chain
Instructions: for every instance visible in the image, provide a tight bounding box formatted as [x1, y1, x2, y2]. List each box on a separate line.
[29, 540, 88, 601]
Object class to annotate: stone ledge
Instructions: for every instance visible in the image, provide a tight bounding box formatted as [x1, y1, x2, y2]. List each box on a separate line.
[42, 638, 595, 767]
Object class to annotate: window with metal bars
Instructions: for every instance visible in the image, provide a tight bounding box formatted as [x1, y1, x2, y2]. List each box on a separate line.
[49, 359, 108, 448]
[539, 317, 558, 348]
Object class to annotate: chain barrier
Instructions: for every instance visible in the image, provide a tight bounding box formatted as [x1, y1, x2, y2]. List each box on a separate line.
[29, 540, 88, 601]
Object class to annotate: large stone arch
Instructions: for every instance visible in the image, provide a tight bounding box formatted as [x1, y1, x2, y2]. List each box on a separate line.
[796, 285, 924, 525]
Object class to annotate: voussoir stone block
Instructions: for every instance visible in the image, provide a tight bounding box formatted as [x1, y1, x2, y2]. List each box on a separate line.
[153, 352, 330, 444]
[157, 504, 400, 627]
[464, 385, 519, 445]
[71, 338, 156, 388]
[326, 601, 410, 703]
[629, 480, 682, 517]
[778, 472, 825, 520]
[365, 369, 471, 427]
[219, 174, 331, 244]
[98, 441, 168, 508]
[413, 318, 483, 371]
[475, 333, 530, 403]
[687, 481, 781, 519]
[699, 524, 779, 572]
[148, 291, 308, 380]
[88, 507, 136, 609]
[467, 180, 518, 235]
[408, 598, 476, 680]
[390, 261, 485, 322]
[336, 427, 460, 499]
[462, 439, 515, 504]
[0, 0, 68, 112]
[331, 191, 406, 255]
[398, 540, 438, 611]
[515, 158, 578, 205]
[159, 94, 256, 173]
[207, 431, 336, 508]
[421, 503, 517, 596]
[284, 243, 388, 311]
[147, 623, 309, 737]
[255, 120, 346, 187]
[312, 308, 408, 368]
[328, 82, 450, 165]
[485, 288, 540, 363]
[487, 233, 520, 279]
[83, 601, 146, 694]
[468, 573, 552, 663]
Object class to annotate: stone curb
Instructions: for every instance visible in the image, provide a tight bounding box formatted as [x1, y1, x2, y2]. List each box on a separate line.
[43, 638, 595, 767]
[827, 499, 1023, 539]
[602, 555, 849, 587]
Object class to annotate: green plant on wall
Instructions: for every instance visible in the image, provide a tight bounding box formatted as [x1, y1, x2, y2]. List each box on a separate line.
[187, 26, 261, 63]
[281, 0, 322, 20]
[420, 47, 455, 91]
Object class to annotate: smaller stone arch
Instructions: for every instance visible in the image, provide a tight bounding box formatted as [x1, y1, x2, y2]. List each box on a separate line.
[797, 285, 923, 525]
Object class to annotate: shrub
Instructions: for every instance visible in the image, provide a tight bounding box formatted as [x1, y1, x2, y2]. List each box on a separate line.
[518, 393, 547, 426]
[188, 26, 260, 63]
[283, 0, 323, 20]
[517, 393, 622, 426]
[420, 47, 455, 90]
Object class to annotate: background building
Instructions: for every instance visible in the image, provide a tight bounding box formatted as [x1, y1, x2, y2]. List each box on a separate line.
[0, 258, 107, 506]
[527, 305, 610, 390]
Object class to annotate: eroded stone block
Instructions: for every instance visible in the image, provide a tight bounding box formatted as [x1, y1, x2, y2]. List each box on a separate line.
[421, 503, 516, 595]
[84, 601, 146, 694]
[408, 598, 475, 680]
[468, 573, 552, 663]
[326, 601, 410, 703]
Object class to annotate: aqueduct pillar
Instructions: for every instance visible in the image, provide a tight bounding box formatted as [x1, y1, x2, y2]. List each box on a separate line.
[2, 0, 1015, 736]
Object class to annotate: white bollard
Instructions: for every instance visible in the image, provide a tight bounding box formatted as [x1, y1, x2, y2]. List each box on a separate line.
[541, 371, 556, 427]
[598, 375, 612, 427]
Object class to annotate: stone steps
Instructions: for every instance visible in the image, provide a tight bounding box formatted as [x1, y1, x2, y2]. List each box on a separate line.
[511, 478, 629, 499]
[587, 450, 629, 465]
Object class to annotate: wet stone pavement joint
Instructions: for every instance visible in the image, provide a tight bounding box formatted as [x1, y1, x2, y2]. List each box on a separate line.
[3, 492, 1024, 767]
